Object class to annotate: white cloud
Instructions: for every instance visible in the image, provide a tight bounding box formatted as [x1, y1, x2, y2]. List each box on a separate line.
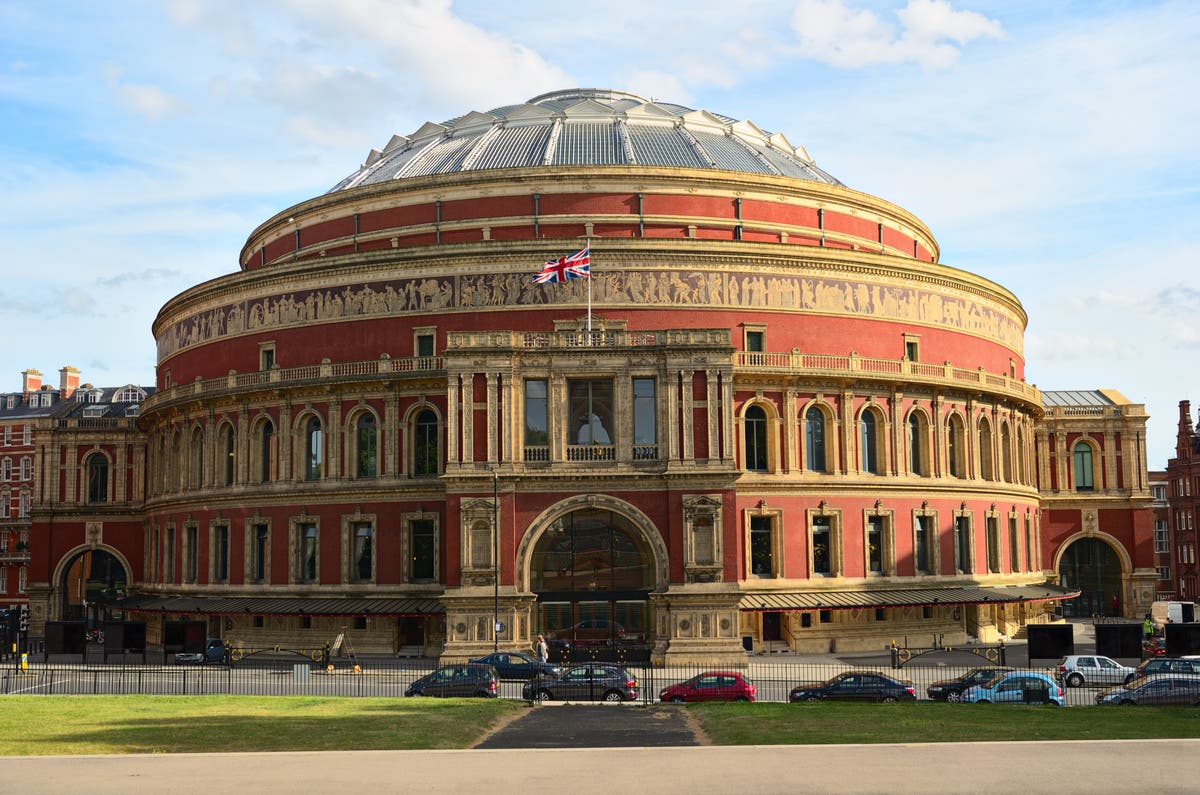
[789, 0, 1002, 69]
[118, 82, 189, 122]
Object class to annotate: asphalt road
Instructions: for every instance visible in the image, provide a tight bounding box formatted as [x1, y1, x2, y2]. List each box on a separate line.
[476, 704, 698, 748]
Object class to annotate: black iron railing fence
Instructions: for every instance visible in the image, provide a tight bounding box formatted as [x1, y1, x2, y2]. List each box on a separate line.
[1, 655, 1122, 707]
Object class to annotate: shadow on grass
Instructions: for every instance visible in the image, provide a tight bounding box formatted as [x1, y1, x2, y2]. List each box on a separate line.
[0, 696, 524, 755]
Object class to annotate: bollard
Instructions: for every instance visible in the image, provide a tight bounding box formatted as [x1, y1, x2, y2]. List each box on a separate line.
[20, 653, 27, 672]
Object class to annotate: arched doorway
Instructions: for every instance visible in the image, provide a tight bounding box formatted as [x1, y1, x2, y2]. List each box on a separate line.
[60, 549, 128, 626]
[530, 507, 655, 660]
[1058, 538, 1123, 618]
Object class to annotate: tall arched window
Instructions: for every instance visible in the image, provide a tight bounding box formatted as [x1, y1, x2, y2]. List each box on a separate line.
[860, 410, 879, 474]
[258, 419, 274, 483]
[1000, 423, 1013, 483]
[304, 416, 323, 480]
[805, 406, 826, 473]
[978, 419, 994, 481]
[947, 414, 965, 478]
[171, 430, 183, 491]
[1073, 441, 1095, 492]
[907, 412, 927, 476]
[190, 428, 204, 489]
[356, 413, 378, 478]
[744, 405, 768, 472]
[222, 424, 236, 486]
[86, 453, 109, 504]
[1016, 426, 1027, 484]
[414, 409, 439, 477]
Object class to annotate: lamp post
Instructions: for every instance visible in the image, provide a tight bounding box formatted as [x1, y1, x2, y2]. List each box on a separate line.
[488, 464, 500, 652]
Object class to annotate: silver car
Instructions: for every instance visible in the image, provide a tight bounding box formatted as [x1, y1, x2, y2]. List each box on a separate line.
[1058, 654, 1136, 687]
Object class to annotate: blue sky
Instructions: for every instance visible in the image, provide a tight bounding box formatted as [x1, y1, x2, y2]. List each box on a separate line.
[1, 0, 1196, 466]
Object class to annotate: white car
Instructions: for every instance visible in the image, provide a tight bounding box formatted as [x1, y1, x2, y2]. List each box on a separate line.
[1057, 654, 1136, 687]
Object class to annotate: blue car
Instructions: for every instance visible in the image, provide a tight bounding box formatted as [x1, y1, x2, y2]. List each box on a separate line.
[961, 671, 1064, 705]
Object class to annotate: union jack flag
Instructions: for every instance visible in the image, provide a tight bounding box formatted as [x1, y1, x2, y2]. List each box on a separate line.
[532, 247, 590, 284]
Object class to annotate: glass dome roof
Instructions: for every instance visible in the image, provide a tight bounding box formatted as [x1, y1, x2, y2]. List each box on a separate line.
[328, 88, 841, 193]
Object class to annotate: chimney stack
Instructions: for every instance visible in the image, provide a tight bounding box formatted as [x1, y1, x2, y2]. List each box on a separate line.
[59, 366, 80, 398]
[1178, 400, 1195, 460]
[21, 369, 42, 395]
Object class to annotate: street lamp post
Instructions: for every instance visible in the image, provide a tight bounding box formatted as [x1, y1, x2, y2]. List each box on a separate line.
[489, 464, 500, 652]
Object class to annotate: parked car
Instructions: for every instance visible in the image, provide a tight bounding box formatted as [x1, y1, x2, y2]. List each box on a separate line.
[174, 637, 229, 665]
[1124, 657, 1200, 684]
[961, 671, 1063, 705]
[404, 664, 498, 698]
[521, 664, 639, 702]
[545, 619, 643, 648]
[1097, 674, 1200, 706]
[1057, 655, 1136, 687]
[789, 671, 915, 703]
[926, 667, 1015, 702]
[469, 651, 563, 680]
[660, 671, 756, 703]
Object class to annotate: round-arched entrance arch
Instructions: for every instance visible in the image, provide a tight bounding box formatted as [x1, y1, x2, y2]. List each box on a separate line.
[1058, 538, 1123, 618]
[529, 507, 655, 657]
[60, 549, 129, 625]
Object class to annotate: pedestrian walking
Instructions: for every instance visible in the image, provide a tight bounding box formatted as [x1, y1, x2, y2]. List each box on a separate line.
[536, 634, 549, 664]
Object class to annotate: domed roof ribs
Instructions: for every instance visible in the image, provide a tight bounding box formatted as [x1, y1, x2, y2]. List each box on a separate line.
[363, 148, 384, 167]
[458, 124, 503, 172]
[394, 135, 448, 179]
[409, 121, 451, 146]
[617, 119, 636, 164]
[624, 102, 679, 126]
[726, 134, 782, 176]
[383, 134, 410, 155]
[675, 123, 717, 168]
[542, 117, 563, 166]
[681, 109, 731, 136]
[730, 119, 770, 147]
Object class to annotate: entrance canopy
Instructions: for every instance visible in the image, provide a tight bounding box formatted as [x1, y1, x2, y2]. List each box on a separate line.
[114, 595, 444, 617]
[738, 584, 1080, 612]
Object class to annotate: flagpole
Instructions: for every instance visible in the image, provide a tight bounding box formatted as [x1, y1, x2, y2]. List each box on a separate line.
[586, 236, 592, 340]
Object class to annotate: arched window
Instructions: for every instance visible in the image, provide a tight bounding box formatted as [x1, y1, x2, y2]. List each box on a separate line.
[1073, 441, 1095, 492]
[907, 412, 928, 476]
[171, 430, 183, 491]
[744, 405, 768, 472]
[222, 424, 236, 486]
[805, 406, 827, 473]
[304, 416, 324, 480]
[1016, 426, 1027, 484]
[356, 413, 378, 478]
[947, 414, 965, 478]
[1000, 423, 1013, 483]
[190, 428, 204, 489]
[860, 409, 880, 474]
[86, 453, 109, 504]
[978, 418, 994, 481]
[258, 419, 274, 483]
[413, 409, 439, 477]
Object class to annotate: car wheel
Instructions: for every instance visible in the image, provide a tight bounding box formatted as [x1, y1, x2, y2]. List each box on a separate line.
[534, 689, 553, 702]
[669, 696, 686, 704]
[805, 695, 821, 703]
[735, 696, 751, 702]
[602, 690, 624, 703]
[1119, 699, 1136, 706]
[880, 696, 898, 703]
[1066, 673, 1084, 688]
[976, 699, 990, 704]
[945, 691, 962, 703]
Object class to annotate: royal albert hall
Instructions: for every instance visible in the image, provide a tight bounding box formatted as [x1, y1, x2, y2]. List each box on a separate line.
[33, 88, 1086, 665]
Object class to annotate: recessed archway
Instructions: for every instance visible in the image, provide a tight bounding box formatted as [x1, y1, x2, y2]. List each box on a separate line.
[54, 546, 131, 625]
[1056, 535, 1125, 618]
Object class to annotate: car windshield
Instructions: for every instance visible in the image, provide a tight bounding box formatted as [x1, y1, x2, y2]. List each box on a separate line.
[980, 673, 1009, 689]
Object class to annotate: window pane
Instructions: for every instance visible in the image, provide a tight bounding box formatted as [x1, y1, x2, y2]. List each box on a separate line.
[633, 378, 656, 447]
[569, 380, 614, 445]
[411, 520, 435, 580]
[414, 411, 439, 476]
[805, 407, 825, 472]
[357, 414, 378, 478]
[812, 516, 831, 574]
[525, 380, 548, 446]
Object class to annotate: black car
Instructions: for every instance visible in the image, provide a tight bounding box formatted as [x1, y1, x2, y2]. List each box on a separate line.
[404, 664, 498, 698]
[789, 671, 916, 703]
[1097, 674, 1200, 706]
[469, 651, 563, 680]
[1125, 657, 1200, 684]
[926, 666, 1015, 702]
[521, 664, 639, 702]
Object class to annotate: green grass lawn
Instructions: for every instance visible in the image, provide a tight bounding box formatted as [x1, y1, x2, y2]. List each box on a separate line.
[693, 701, 1200, 745]
[0, 696, 524, 755]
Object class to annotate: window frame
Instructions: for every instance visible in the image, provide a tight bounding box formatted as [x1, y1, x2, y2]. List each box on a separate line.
[863, 509, 895, 576]
[290, 517, 321, 585]
[1073, 439, 1096, 492]
[913, 508, 938, 575]
[84, 451, 110, 504]
[344, 515, 377, 585]
[745, 506, 783, 578]
[405, 511, 439, 583]
[412, 406, 441, 477]
[954, 509, 974, 574]
[246, 520, 271, 584]
[209, 521, 231, 584]
[807, 508, 843, 578]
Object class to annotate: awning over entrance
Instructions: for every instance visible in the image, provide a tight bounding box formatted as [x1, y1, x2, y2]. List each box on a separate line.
[112, 595, 444, 617]
[738, 584, 1080, 612]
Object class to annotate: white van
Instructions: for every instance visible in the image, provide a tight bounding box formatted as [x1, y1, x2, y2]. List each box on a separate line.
[1150, 601, 1197, 629]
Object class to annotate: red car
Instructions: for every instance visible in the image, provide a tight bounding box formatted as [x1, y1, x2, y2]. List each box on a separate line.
[659, 671, 756, 703]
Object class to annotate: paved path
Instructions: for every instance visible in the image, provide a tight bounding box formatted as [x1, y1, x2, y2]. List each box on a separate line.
[4, 740, 1199, 795]
[475, 703, 700, 748]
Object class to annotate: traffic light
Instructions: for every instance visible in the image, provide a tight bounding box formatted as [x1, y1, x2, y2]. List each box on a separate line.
[18, 605, 28, 633]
